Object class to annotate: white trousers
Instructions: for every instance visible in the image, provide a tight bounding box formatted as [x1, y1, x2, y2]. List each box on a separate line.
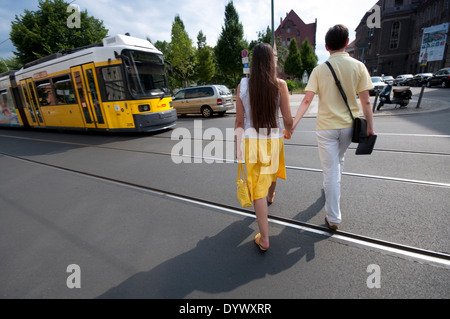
[316, 127, 353, 224]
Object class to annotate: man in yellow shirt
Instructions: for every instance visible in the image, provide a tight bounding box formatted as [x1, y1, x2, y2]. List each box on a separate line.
[291, 25, 375, 230]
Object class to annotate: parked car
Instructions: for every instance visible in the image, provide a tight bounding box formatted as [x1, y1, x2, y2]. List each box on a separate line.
[172, 85, 234, 118]
[382, 75, 394, 85]
[370, 76, 387, 96]
[394, 74, 413, 86]
[405, 73, 433, 87]
[426, 67, 450, 88]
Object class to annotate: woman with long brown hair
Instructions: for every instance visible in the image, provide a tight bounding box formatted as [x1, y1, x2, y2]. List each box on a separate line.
[235, 43, 293, 251]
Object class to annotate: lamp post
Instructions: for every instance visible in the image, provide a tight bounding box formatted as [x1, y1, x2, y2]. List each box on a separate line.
[271, 0, 275, 47]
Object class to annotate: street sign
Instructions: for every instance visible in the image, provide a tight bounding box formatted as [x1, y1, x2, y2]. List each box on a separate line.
[242, 51, 250, 75]
[302, 70, 309, 84]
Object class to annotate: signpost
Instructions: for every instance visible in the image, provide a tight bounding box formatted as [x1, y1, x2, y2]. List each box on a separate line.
[302, 70, 309, 85]
[242, 50, 250, 75]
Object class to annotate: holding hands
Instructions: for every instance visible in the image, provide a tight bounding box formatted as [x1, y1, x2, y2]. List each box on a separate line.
[283, 129, 291, 140]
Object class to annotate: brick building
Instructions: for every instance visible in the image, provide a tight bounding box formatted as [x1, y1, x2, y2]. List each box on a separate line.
[274, 10, 317, 79]
[353, 0, 449, 76]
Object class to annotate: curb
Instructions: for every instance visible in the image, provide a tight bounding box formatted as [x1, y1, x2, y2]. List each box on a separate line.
[226, 94, 450, 118]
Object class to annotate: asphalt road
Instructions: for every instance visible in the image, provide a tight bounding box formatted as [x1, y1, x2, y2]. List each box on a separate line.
[0, 87, 449, 301]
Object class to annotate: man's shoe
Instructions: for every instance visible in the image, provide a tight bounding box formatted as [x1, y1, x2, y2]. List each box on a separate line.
[325, 216, 339, 230]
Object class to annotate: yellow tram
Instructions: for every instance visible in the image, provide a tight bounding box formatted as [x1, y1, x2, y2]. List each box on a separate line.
[0, 34, 177, 132]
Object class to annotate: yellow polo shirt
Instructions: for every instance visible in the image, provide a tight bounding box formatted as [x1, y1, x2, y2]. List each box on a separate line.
[305, 52, 373, 130]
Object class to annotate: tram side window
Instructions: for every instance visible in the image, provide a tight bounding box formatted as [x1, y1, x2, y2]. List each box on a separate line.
[35, 80, 56, 106]
[102, 66, 126, 101]
[54, 75, 76, 105]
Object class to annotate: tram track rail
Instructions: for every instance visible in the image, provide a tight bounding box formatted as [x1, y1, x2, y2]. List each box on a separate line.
[2, 130, 450, 157]
[1, 133, 450, 189]
[1, 150, 450, 267]
[129, 130, 450, 157]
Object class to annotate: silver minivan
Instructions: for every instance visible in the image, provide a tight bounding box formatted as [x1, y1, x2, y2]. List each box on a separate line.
[172, 85, 234, 118]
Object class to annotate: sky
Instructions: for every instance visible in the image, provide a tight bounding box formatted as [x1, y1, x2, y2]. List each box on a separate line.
[0, 0, 378, 65]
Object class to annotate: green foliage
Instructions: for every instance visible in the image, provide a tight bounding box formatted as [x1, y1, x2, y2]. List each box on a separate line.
[284, 38, 302, 78]
[10, 0, 108, 65]
[286, 79, 296, 92]
[215, 1, 247, 87]
[0, 56, 22, 73]
[195, 31, 215, 85]
[249, 26, 272, 52]
[154, 40, 170, 57]
[300, 39, 318, 77]
[168, 15, 196, 88]
[275, 36, 288, 72]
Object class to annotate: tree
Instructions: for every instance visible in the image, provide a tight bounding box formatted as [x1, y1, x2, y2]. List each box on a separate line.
[154, 40, 170, 57]
[195, 31, 215, 85]
[168, 15, 196, 88]
[249, 26, 272, 52]
[0, 56, 22, 73]
[284, 38, 302, 78]
[10, 0, 108, 65]
[275, 36, 288, 73]
[300, 39, 318, 77]
[215, 1, 247, 87]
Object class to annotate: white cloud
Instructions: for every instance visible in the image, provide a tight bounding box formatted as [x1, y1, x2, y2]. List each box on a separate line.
[1, 0, 377, 63]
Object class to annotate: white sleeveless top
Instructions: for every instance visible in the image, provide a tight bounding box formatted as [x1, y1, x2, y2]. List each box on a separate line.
[239, 78, 283, 139]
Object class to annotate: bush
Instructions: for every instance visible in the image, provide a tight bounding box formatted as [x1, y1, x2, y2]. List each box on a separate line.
[286, 80, 296, 92]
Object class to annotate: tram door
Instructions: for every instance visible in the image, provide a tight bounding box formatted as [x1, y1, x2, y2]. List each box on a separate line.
[71, 66, 96, 129]
[26, 79, 44, 125]
[81, 63, 108, 129]
[20, 79, 43, 126]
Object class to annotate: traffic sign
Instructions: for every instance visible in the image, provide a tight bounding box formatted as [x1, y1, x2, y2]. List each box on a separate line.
[241, 50, 248, 58]
[302, 70, 309, 84]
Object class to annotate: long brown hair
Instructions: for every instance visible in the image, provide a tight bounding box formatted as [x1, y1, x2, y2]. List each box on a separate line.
[249, 43, 278, 135]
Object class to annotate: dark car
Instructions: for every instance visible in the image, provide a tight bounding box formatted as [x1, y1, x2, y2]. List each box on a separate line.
[426, 67, 450, 88]
[394, 74, 413, 86]
[405, 73, 433, 87]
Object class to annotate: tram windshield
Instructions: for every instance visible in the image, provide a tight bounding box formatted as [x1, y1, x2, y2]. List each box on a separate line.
[122, 50, 170, 99]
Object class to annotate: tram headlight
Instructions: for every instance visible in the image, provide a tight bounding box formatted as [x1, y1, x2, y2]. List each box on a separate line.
[138, 104, 150, 112]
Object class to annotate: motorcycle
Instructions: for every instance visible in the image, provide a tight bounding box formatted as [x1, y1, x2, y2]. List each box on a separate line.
[377, 84, 412, 110]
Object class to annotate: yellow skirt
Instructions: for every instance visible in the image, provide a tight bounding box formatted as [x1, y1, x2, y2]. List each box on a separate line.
[244, 137, 286, 201]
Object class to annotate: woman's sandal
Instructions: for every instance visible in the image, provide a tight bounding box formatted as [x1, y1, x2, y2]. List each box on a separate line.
[254, 233, 268, 251]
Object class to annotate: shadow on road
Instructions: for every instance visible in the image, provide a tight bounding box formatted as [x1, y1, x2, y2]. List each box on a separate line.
[97, 193, 326, 298]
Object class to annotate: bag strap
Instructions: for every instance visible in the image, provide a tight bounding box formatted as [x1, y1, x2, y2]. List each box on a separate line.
[325, 61, 354, 121]
[237, 162, 247, 182]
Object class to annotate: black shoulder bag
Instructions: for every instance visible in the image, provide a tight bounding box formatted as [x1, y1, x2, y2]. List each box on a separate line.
[325, 61, 377, 155]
